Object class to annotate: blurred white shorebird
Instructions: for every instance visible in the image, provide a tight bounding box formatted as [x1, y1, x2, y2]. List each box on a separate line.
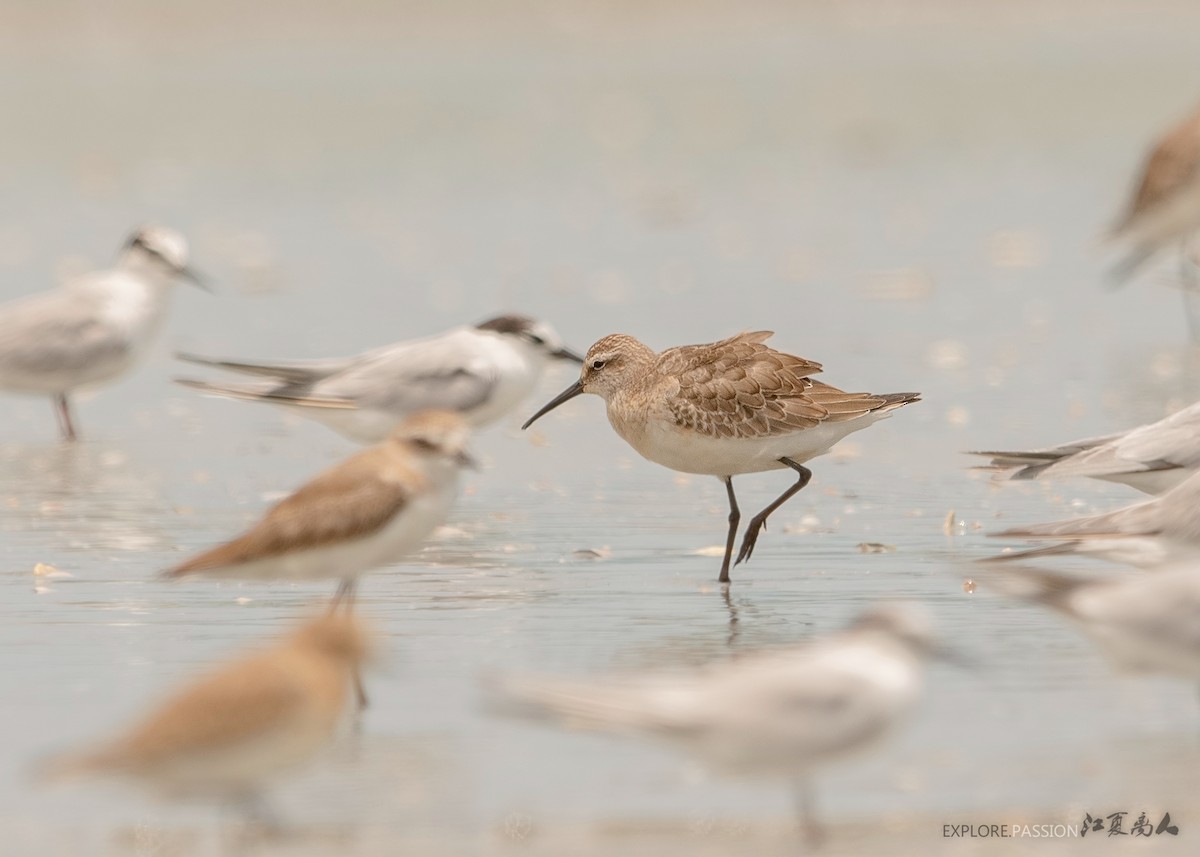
[42, 613, 370, 823]
[163, 410, 473, 706]
[985, 564, 1200, 689]
[495, 603, 941, 845]
[972, 398, 1200, 495]
[177, 314, 582, 443]
[983, 468, 1200, 568]
[522, 331, 919, 582]
[0, 226, 204, 441]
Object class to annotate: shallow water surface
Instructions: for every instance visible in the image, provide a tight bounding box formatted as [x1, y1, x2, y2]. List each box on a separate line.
[2, 3, 1200, 854]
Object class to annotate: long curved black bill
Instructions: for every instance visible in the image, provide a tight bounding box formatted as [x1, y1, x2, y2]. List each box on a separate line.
[551, 346, 585, 363]
[522, 380, 584, 430]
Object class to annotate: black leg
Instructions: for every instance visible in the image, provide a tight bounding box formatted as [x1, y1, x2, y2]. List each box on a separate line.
[735, 457, 812, 566]
[54, 394, 77, 443]
[329, 579, 369, 710]
[328, 577, 356, 614]
[719, 477, 740, 584]
[351, 665, 369, 711]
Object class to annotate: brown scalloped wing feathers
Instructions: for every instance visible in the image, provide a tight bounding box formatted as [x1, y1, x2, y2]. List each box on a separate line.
[166, 449, 415, 575]
[661, 332, 897, 439]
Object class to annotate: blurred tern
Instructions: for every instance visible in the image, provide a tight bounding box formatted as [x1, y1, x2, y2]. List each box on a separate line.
[523, 331, 919, 582]
[163, 410, 473, 705]
[495, 603, 940, 845]
[972, 399, 1200, 495]
[42, 613, 370, 821]
[0, 226, 204, 442]
[177, 314, 583, 443]
[983, 468, 1200, 568]
[984, 564, 1200, 686]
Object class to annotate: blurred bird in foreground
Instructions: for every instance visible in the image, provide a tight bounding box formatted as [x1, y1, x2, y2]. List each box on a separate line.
[494, 603, 940, 845]
[163, 409, 472, 599]
[0, 226, 205, 441]
[523, 331, 919, 582]
[971, 398, 1200, 495]
[1107, 103, 1200, 337]
[176, 314, 583, 443]
[163, 409, 472, 705]
[983, 468, 1200, 568]
[982, 563, 1200, 689]
[41, 613, 370, 823]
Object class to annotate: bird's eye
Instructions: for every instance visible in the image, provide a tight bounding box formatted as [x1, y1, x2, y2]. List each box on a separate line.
[590, 359, 606, 371]
[527, 334, 545, 346]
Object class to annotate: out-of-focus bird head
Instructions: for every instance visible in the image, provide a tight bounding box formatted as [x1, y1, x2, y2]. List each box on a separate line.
[392, 409, 476, 469]
[122, 225, 207, 289]
[476, 314, 584, 364]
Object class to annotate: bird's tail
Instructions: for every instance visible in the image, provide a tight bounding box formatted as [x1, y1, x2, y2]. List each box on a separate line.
[174, 378, 357, 410]
[966, 449, 1069, 481]
[33, 747, 120, 786]
[988, 497, 1155, 541]
[486, 674, 668, 735]
[977, 541, 1079, 563]
[973, 563, 1090, 612]
[872, 391, 922, 414]
[175, 351, 344, 384]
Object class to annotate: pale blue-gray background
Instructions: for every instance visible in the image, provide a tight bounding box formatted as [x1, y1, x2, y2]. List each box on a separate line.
[1, 2, 1199, 854]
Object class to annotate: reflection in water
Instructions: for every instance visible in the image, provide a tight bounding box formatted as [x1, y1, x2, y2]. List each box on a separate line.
[0, 442, 95, 500]
[721, 584, 740, 649]
[0, 442, 174, 556]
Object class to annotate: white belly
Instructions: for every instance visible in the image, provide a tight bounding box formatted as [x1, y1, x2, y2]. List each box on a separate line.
[283, 363, 538, 444]
[614, 410, 892, 477]
[287, 405, 404, 445]
[461, 362, 539, 427]
[0, 349, 134, 395]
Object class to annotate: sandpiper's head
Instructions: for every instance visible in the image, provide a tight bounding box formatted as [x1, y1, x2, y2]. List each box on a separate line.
[122, 225, 207, 289]
[392, 409, 476, 469]
[475, 314, 583, 365]
[292, 613, 373, 666]
[577, 334, 656, 397]
[521, 334, 653, 428]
